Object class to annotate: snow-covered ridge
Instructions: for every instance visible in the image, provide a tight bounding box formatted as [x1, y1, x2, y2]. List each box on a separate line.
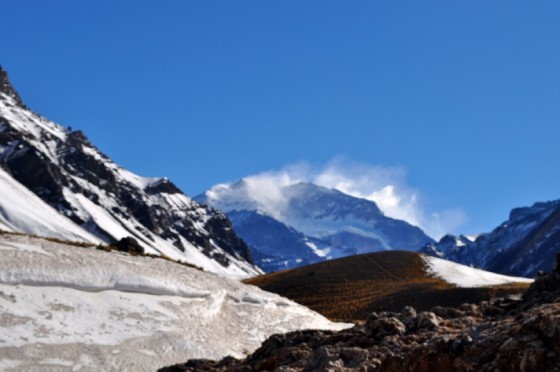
[0, 70, 259, 277]
[0, 234, 350, 371]
[422, 255, 534, 288]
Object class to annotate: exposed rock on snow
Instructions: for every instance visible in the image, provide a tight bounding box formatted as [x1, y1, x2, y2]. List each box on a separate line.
[0, 234, 349, 371]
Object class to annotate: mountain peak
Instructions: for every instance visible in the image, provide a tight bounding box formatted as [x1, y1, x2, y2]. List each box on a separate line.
[0, 66, 25, 108]
[198, 178, 434, 272]
[0, 69, 259, 276]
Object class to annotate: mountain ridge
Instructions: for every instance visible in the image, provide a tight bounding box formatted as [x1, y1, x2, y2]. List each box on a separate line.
[421, 199, 560, 277]
[0, 67, 259, 276]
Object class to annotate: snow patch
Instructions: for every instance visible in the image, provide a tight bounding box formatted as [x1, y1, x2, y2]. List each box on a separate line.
[0, 234, 350, 370]
[423, 255, 534, 288]
[464, 234, 478, 242]
[305, 240, 329, 258]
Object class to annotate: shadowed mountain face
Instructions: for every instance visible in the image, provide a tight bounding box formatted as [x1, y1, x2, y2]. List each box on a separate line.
[226, 210, 329, 272]
[421, 200, 560, 277]
[196, 180, 434, 272]
[0, 67, 258, 276]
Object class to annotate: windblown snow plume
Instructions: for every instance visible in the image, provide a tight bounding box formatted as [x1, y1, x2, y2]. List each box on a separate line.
[205, 159, 465, 239]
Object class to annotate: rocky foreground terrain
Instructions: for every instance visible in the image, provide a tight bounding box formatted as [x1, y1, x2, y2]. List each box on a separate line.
[161, 254, 560, 371]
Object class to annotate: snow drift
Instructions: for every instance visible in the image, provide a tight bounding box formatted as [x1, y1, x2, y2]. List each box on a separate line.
[0, 233, 349, 371]
[423, 255, 534, 288]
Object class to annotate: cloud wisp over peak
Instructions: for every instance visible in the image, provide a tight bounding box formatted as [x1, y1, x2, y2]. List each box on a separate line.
[209, 158, 465, 239]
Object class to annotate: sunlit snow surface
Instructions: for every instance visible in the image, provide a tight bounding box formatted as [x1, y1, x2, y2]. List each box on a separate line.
[0, 167, 100, 243]
[0, 234, 350, 371]
[423, 255, 534, 287]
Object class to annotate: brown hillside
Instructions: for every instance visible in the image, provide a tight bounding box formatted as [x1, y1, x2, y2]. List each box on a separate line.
[245, 251, 529, 322]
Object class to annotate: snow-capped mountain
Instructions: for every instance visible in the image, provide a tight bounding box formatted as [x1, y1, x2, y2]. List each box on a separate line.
[420, 234, 477, 259]
[0, 66, 258, 276]
[0, 233, 349, 371]
[420, 200, 560, 277]
[196, 179, 434, 272]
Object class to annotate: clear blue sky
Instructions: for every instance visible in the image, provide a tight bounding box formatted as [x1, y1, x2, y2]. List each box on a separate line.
[2, 1, 560, 237]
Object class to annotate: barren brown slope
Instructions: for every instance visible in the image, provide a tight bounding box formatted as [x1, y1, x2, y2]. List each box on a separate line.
[245, 251, 529, 322]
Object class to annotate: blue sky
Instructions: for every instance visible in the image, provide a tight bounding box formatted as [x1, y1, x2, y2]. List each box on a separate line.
[2, 1, 560, 237]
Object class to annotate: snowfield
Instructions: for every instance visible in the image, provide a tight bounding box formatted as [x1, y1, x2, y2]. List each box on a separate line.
[0, 234, 350, 371]
[423, 255, 534, 288]
[0, 167, 100, 243]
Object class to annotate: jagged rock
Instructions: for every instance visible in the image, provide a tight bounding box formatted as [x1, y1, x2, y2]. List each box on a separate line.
[432, 305, 464, 319]
[145, 178, 183, 195]
[524, 252, 560, 305]
[0, 66, 25, 108]
[365, 313, 406, 339]
[112, 236, 144, 255]
[416, 311, 441, 330]
[400, 306, 417, 330]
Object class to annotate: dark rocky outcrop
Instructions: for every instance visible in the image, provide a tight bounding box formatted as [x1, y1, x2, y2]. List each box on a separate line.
[145, 178, 183, 195]
[161, 254, 560, 372]
[111, 236, 145, 255]
[0, 66, 25, 108]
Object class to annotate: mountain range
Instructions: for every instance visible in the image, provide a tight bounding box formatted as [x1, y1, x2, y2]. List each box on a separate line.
[196, 179, 434, 272]
[1, 66, 556, 371]
[0, 66, 258, 277]
[3, 65, 558, 281]
[420, 200, 560, 277]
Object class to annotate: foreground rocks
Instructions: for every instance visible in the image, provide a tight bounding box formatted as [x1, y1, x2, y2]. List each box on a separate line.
[161, 254, 560, 371]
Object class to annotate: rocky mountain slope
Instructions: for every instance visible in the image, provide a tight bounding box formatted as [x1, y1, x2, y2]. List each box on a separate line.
[0, 66, 258, 276]
[161, 254, 560, 372]
[196, 180, 433, 272]
[0, 232, 349, 371]
[421, 200, 560, 277]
